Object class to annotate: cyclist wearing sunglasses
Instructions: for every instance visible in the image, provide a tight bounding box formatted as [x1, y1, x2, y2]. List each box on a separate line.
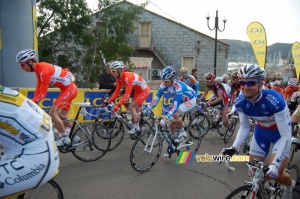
[144, 65, 196, 147]
[107, 61, 150, 135]
[16, 49, 78, 147]
[198, 72, 229, 127]
[272, 80, 285, 97]
[0, 85, 59, 198]
[222, 64, 294, 199]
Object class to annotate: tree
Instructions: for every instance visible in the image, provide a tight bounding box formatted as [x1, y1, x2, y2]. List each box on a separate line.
[37, 0, 146, 88]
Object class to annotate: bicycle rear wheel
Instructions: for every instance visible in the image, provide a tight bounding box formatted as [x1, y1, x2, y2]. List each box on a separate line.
[185, 126, 201, 153]
[288, 143, 297, 165]
[70, 123, 110, 162]
[288, 164, 300, 182]
[225, 184, 263, 199]
[21, 179, 63, 199]
[130, 132, 162, 173]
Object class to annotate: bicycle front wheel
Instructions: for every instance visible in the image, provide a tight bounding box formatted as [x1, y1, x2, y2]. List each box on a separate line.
[225, 184, 263, 199]
[101, 119, 124, 151]
[288, 164, 300, 182]
[22, 179, 63, 199]
[70, 123, 110, 162]
[224, 118, 238, 143]
[130, 132, 162, 173]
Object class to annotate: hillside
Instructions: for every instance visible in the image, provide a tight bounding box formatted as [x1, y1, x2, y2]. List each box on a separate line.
[220, 39, 293, 63]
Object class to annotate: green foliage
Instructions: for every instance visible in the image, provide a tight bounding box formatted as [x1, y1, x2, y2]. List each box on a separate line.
[37, 0, 146, 88]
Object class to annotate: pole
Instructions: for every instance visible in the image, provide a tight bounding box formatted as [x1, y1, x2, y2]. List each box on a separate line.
[206, 10, 227, 77]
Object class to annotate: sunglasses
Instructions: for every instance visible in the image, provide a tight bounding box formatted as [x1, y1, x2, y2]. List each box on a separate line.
[239, 80, 259, 87]
[111, 70, 117, 73]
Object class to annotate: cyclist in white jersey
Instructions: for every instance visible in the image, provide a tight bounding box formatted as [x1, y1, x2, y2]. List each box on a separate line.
[0, 85, 59, 198]
[221, 64, 294, 199]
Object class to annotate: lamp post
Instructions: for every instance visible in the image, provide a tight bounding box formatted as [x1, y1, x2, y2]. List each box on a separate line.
[206, 10, 227, 76]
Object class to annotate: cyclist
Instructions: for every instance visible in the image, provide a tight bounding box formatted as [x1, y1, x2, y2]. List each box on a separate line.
[179, 67, 199, 95]
[16, 49, 78, 146]
[0, 85, 59, 198]
[107, 61, 150, 134]
[215, 76, 231, 96]
[284, 78, 299, 101]
[144, 65, 196, 145]
[198, 72, 229, 127]
[222, 64, 295, 199]
[272, 80, 285, 96]
[229, 71, 241, 105]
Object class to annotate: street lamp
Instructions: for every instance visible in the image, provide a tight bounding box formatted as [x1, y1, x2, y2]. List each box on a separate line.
[206, 10, 227, 76]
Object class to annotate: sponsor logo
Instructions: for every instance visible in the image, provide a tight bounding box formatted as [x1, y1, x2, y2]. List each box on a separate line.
[0, 119, 21, 136]
[266, 94, 279, 109]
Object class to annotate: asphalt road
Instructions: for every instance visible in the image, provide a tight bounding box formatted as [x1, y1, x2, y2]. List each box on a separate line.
[55, 130, 300, 199]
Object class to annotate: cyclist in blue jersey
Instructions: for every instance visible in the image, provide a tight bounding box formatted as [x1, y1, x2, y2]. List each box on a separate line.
[222, 64, 294, 199]
[179, 67, 199, 94]
[144, 65, 196, 144]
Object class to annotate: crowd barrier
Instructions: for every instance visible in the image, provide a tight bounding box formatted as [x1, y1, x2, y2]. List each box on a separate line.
[18, 88, 209, 123]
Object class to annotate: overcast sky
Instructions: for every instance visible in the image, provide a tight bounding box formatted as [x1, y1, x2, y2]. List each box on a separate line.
[87, 0, 300, 45]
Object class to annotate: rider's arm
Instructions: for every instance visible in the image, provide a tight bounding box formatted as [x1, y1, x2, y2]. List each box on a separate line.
[272, 107, 292, 167]
[108, 79, 122, 103]
[232, 112, 251, 151]
[147, 83, 165, 110]
[32, 72, 50, 103]
[208, 90, 222, 106]
[166, 92, 182, 119]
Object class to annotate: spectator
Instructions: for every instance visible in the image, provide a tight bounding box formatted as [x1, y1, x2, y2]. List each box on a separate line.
[99, 64, 116, 96]
[222, 74, 229, 84]
[191, 69, 198, 80]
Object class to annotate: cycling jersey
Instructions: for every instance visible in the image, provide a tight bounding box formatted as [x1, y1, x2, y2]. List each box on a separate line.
[233, 89, 291, 168]
[284, 85, 300, 100]
[33, 62, 78, 110]
[230, 83, 241, 104]
[148, 80, 196, 119]
[108, 72, 149, 106]
[0, 85, 59, 197]
[179, 75, 199, 94]
[206, 80, 229, 110]
[272, 86, 285, 97]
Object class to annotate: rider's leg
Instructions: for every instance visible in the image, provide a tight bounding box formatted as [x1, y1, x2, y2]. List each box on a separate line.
[129, 101, 141, 130]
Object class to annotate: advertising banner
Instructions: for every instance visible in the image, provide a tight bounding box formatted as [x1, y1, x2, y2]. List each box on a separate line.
[246, 22, 267, 68]
[292, 41, 300, 80]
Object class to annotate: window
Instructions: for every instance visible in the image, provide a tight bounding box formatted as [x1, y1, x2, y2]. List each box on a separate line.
[182, 57, 195, 72]
[138, 22, 151, 48]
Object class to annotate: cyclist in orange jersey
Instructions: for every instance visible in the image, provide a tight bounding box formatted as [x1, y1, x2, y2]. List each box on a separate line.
[16, 49, 78, 146]
[284, 78, 299, 101]
[272, 80, 285, 96]
[108, 61, 150, 134]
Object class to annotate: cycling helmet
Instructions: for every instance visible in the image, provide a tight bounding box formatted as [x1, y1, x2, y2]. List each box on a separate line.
[160, 65, 176, 80]
[110, 61, 124, 69]
[288, 78, 298, 86]
[238, 64, 266, 80]
[231, 71, 239, 79]
[204, 72, 215, 81]
[16, 49, 36, 62]
[215, 76, 223, 82]
[179, 67, 188, 75]
[273, 80, 281, 86]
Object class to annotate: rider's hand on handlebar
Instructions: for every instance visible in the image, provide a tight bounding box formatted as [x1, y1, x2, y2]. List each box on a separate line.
[113, 104, 121, 112]
[266, 164, 279, 179]
[159, 117, 167, 126]
[143, 107, 151, 116]
[221, 146, 238, 157]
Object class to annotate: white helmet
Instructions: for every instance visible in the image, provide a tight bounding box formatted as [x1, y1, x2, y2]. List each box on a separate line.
[215, 76, 223, 82]
[110, 61, 124, 70]
[16, 49, 36, 62]
[238, 64, 266, 80]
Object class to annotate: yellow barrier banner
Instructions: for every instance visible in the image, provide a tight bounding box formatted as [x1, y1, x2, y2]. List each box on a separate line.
[246, 22, 267, 68]
[292, 41, 300, 80]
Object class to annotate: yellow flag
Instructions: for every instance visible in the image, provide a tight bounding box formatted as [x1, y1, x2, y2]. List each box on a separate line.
[32, 0, 38, 51]
[246, 22, 267, 68]
[292, 41, 300, 80]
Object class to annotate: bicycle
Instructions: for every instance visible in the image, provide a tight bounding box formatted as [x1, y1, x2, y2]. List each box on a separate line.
[224, 111, 239, 143]
[288, 137, 300, 165]
[130, 116, 201, 173]
[224, 159, 299, 199]
[3, 176, 63, 199]
[54, 102, 111, 162]
[188, 103, 227, 139]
